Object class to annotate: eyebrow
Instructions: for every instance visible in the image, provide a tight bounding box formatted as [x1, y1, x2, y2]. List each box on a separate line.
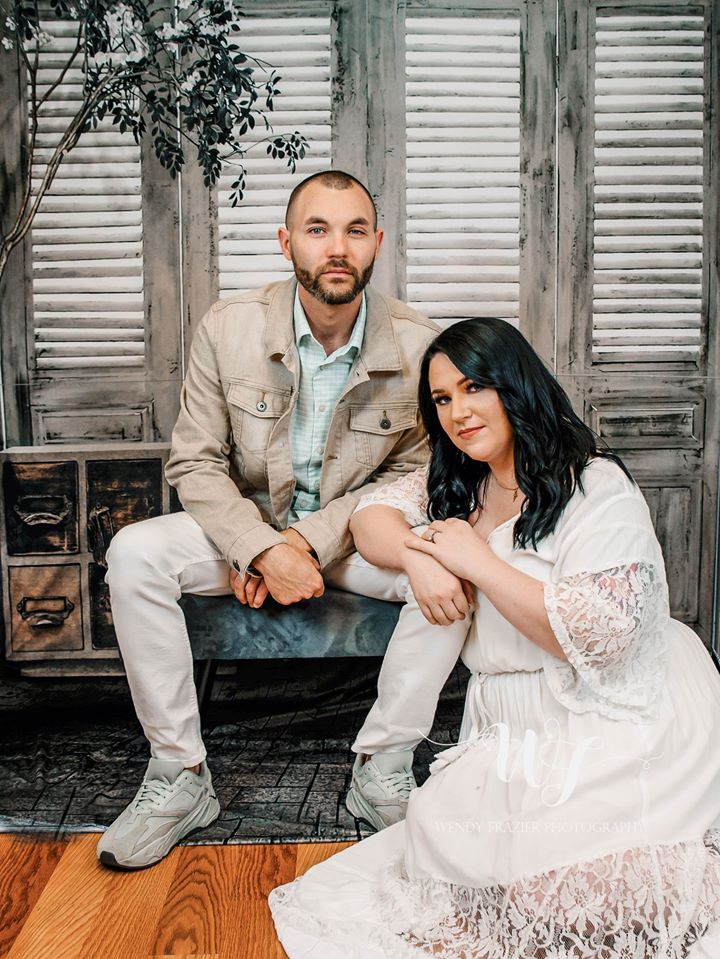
[431, 376, 471, 396]
[303, 216, 371, 227]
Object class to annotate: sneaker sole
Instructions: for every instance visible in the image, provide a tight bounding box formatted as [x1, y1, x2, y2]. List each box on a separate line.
[345, 785, 396, 833]
[99, 793, 220, 871]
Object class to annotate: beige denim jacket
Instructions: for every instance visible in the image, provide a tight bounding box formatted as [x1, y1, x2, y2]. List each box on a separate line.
[165, 278, 439, 574]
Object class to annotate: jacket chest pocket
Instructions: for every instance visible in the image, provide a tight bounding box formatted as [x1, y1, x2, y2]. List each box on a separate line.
[350, 405, 418, 468]
[227, 382, 291, 453]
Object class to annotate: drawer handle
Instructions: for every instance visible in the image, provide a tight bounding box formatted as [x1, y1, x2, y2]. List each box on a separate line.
[16, 595, 74, 628]
[88, 505, 116, 567]
[13, 495, 71, 527]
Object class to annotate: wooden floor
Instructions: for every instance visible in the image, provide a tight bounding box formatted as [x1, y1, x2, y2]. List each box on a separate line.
[0, 834, 352, 959]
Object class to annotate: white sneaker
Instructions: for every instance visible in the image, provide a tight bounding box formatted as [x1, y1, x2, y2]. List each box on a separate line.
[345, 750, 416, 831]
[97, 758, 220, 870]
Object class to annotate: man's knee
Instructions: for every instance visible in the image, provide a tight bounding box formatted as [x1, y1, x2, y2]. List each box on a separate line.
[105, 517, 169, 589]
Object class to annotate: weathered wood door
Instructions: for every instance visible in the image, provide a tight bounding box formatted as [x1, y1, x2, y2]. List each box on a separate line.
[0, 11, 182, 447]
[557, 0, 719, 644]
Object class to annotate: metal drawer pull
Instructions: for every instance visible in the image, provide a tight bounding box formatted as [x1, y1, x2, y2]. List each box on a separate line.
[16, 595, 74, 628]
[13, 495, 71, 526]
[88, 505, 116, 567]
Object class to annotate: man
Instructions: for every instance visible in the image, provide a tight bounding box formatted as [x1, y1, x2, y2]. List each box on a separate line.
[97, 170, 468, 870]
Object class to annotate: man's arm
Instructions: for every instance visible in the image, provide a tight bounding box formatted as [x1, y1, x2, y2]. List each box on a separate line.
[165, 307, 286, 574]
[288, 421, 429, 570]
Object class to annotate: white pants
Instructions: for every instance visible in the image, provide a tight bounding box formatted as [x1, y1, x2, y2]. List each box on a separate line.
[105, 511, 470, 765]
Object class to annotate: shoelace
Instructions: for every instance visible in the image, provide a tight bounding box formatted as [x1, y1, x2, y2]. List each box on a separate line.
[376, 769, 414, 801]
[133, 778, 176, 810]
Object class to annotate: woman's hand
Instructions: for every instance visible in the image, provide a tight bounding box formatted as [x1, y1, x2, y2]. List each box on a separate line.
[404, 518, 494, 586]
[401, 546, 475, 626]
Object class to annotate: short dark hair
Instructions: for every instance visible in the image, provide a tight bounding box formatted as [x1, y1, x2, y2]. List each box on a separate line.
[285, 170, 378, 228]
[419, 317, 632, 549]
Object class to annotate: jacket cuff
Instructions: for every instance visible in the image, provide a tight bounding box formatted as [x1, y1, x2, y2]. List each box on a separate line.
[226, 524, 287, 576]
[289, 513, 346, 570]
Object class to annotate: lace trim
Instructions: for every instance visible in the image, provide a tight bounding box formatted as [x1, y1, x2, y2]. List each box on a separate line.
[353, 466, 430, 529]
[270, 832, 720, 959]
[543, 562, 669, 722]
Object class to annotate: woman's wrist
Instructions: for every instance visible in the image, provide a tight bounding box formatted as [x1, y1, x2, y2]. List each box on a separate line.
[468, 547, 503, 591]
[399, 540, 427, 573]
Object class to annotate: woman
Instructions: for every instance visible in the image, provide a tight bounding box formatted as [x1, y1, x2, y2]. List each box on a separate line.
[269, 318, 720, 958]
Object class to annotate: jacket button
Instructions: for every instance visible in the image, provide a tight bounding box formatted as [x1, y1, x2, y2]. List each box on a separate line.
[256, 400, 267, 412]
[380, 416, 391, 430]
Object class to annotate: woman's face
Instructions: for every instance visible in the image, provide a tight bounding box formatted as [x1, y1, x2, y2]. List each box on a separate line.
[428, 353, 514, 466]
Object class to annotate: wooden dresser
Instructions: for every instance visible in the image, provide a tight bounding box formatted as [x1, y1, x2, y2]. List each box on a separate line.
[0, 444, 176, 668]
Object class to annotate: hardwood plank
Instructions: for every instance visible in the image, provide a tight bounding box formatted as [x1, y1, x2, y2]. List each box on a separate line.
[294, 841, 353, 879]
[225, 845, 297, 959]
[226, 900, 288, 959]
[151, 843, 296, 958]
[150, 844, 235, 957]
[6, 836, 111, 959]
[233, 844, 297, 902]
[78, 844, 177, 957]
[0, 835, 66, 957]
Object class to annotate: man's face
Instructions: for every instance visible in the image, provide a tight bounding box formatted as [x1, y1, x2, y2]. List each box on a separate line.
[278, 183, 383, 305]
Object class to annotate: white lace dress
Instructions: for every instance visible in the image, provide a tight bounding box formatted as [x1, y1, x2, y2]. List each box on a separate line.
[269, 458, 720, 958]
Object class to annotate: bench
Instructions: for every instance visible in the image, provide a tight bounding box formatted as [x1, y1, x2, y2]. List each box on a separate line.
[182, 588, 403, 716]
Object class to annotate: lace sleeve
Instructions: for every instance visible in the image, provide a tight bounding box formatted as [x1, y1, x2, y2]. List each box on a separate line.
[543, 561, 670, 722]
[352, 466, 429, 528]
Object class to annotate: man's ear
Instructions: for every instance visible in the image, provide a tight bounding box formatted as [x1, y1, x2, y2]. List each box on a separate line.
[278, 225, 292, 261]
[374, 228, 385, 259]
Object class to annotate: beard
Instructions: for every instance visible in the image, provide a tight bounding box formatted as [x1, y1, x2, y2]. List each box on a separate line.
[293, 257, 375, 305]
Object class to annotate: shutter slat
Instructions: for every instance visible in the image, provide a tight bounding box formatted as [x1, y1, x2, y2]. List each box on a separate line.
[36, 356, 145, 369]
[36, 328, 144, 340]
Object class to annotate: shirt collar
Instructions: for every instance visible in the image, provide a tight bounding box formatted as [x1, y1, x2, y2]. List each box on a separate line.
[293, 288, 366, 360]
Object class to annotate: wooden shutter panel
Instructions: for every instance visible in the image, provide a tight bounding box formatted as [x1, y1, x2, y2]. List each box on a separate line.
[405, 13, 521, 325]
[217, 14, 332, 298]
[592, 9, 705, 364]
[30, 17, 145, 371]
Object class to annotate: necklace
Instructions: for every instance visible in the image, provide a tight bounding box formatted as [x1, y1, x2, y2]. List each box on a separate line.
[491, 472, 520, 502]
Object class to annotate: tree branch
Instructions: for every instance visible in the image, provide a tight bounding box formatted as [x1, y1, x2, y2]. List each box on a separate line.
[4, 72, 118, 254]
[36, 19, 83, 110]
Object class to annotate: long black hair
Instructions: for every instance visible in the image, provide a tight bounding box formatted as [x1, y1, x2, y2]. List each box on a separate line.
[418, 317, 631, 549]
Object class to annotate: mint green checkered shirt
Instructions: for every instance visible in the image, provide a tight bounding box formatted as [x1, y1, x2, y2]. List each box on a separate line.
[290, 289, 367, 521]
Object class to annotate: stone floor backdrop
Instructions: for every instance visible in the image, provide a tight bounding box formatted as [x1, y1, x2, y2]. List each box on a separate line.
[0, 659, 468, 844]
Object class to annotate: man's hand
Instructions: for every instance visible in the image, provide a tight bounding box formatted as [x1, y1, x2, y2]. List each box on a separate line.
[251, 542, 324, 605]
[401, 544, 474, 627]
[229, 569, 270, 608]
[280, 527, 318, 562]
[228, 527, 320, 608]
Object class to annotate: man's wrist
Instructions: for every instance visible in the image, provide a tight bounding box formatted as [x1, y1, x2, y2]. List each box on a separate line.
[283, 527, 317, 557]
[251, 541, 289, 576]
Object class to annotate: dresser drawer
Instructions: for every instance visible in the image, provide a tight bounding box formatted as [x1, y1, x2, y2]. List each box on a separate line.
[9, 564, 83, 653]
[3, 461, 79, 555]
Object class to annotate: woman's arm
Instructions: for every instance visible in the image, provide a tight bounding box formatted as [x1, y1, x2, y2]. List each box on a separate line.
[404, 518, 566, 659]
[350, 506, 474, 626]
[474, 552, 566, 659]
[349, 506, 415, 571]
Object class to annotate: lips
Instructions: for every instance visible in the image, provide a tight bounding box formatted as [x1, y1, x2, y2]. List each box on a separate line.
[457, 426, 484, 439]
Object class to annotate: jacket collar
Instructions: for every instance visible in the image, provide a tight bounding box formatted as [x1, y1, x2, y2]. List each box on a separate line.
[264, 277, 402, 372]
